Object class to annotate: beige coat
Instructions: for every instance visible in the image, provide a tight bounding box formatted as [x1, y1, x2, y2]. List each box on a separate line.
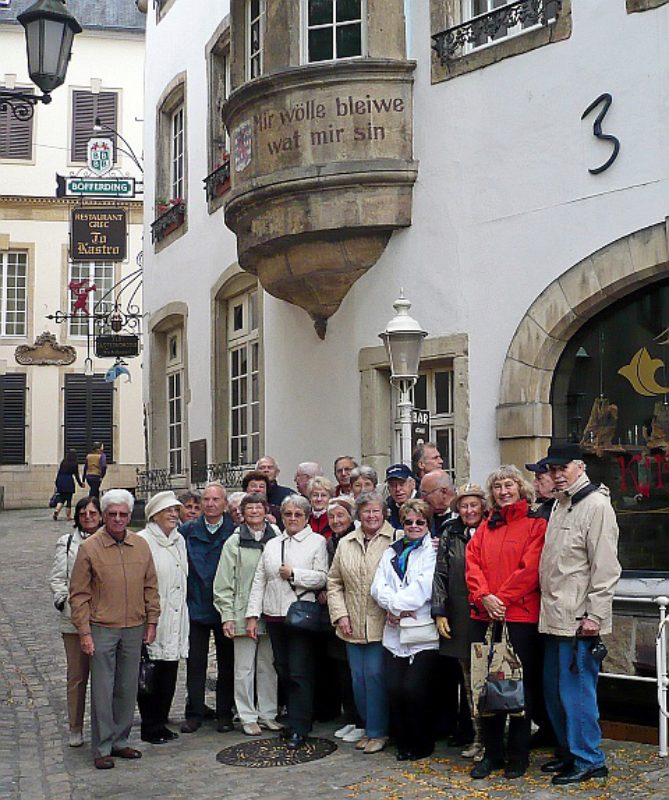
[327, 521, 396, 644]
[246, 526, 328, 619]
[539, 473, 621, 636]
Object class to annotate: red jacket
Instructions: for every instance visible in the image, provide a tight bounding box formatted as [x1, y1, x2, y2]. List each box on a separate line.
[465, 499, 546, 623]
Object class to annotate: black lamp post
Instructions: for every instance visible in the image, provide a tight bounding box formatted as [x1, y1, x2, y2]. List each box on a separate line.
[0, 0, 82, 120]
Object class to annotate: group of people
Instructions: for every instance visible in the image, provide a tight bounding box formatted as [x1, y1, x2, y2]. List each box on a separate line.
[52, 442, 107, 520]
[49, 443, 621, 785]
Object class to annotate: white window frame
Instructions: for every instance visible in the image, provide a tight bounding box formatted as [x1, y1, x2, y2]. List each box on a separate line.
[167, 369, 184, 476]
[170, 104, 184, 200]
[227, 289, 260, 464]
[246, 0, 266, 80]
[67, 262, 114, 338]
[393, 366, 456, 481]
[301, 0, 367, 64]
[0, 251, 27, 337]
[461, 0, 551, 53]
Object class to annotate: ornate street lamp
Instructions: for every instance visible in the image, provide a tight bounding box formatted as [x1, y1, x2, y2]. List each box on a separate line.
[379, 291, 427, 467]
[0, 0, 81, 120]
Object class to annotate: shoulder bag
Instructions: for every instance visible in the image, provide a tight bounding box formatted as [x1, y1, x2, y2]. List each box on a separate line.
[399, 616, 439, 645]
[473, 622, 525, 716]
[281, 540, 330, 633]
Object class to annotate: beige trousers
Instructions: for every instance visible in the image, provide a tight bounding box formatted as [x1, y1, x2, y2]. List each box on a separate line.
[233, 634, 277, 724]
[62, 632, 90, 733]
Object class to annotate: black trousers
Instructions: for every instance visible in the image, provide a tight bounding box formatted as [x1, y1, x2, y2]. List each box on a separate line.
[314, 632, 343, 722]
[267, 620, 316, 736]
[470, 619, 540, 764]
[86, 476, 101, 498]
[435, 655, 473, 739]
[385, 649, 439, 756]
[137, 659, 179, 735]
[185, 620, 234, 722]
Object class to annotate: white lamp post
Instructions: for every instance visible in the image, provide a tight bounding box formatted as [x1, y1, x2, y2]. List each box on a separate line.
[379, 290, 427, 467]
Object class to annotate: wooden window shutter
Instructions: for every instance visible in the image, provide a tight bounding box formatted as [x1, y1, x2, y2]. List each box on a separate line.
[71, 91, 118, 162]
[0, 374, 27, 464]
[0, 89, 34, 160]
[64, 375, 114, 462]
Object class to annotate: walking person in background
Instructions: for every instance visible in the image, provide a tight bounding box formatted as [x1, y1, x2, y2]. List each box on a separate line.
[83, 442, 107, 498]
[53, 449, 84, 521]
[49, 496, 102, 747]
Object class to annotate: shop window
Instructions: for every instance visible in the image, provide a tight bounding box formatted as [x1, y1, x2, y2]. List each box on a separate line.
[303, 0, 365, 63]
[71, 90, 117, 163]
[68, 262, 114, 338]
[0, 251, 27, 336]
[0, 373, 26, 465]
[247, 0, 266, 80]
[227, 289, 260, 464]
[0, 87, 33, 160]
[552, 280, 669, 574]
[394, 367, 456, 481]
[64, 374, 114, 462]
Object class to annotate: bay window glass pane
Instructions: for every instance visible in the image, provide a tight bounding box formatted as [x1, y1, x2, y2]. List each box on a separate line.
[337, 0, 361, 22]
[309, 0, 333, 25]
[435, 371, 453, 414]
[309, 28, 333, 62]
[336, 24, 361, 58]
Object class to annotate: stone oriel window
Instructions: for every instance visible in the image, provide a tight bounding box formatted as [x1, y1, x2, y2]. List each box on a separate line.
[302, 0, 366, 63]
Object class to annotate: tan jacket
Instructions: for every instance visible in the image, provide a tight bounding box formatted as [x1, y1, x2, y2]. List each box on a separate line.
[327, 521, 396, 644]
[539, 473, 621, 636]
[69, 527, 160, 635]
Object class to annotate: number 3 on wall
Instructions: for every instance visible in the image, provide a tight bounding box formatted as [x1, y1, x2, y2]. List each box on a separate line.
[581, 93, 620, 175]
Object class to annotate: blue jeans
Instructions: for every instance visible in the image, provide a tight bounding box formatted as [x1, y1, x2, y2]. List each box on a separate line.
[543, 636, 605, 770]
[346, 642, 388, 738]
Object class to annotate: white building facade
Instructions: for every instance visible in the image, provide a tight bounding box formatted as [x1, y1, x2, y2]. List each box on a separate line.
[0, 1, 145, 508]
[142, 0, 669, 592]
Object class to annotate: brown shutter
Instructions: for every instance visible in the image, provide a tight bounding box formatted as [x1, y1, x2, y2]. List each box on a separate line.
[0, 89, 34, 160]
[71, 91, 118, 162]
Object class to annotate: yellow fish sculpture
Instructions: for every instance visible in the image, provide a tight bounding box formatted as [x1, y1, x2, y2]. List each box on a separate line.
[618, 348, 669, 397]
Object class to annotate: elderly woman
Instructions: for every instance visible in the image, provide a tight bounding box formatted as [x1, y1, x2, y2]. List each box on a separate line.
[432, 483, 487, 760]
[49, 496, 102, 747]
[349, 465, 378, 498]
[226, 491, 245, 526]
[327, 491, 395, 753]
[136, 491, 189, 744]
[214, 494, 281, 736]
[246, 494, 328, 749]
[307, 476, 335, 539]
[69, 489, 160, 769]
[466, 465, 547, 780]
[371, 498, 439, 761]
[177, 490, 201, 524]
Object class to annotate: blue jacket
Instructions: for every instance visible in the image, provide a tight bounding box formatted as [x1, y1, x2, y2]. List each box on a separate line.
[180, 513, 235, 624]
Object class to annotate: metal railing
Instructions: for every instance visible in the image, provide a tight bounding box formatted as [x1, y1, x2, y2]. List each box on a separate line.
[135, 467, 173, 499]
[431, 0, 562, 64]
[203, 462, 255, 490]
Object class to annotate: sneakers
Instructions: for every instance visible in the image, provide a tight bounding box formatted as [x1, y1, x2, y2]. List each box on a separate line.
[68, 731, 84, 748]
[342, 727, 366, 743]
[334, 723, 356, 739]
[258, 718, 282, 731]
[363, 737, 387, 754]
[242, 722, 262, 736]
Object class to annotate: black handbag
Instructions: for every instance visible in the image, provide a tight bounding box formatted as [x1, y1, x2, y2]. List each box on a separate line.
[137, 645, 156, 697]
[49, 492, 59, 509]
[476, 622, 525, 715]
[282, 539, 329, 633]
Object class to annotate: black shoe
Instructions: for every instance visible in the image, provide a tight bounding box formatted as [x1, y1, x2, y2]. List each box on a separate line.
[180, 718, 201, 734]
[504, 761, 528, 779]
[552, 765, 608, 785]
[203, 705, 216, 720]
[409, 748, 434, 761]
[471, 757, 505, 779]
[216, 717, 235, 733]
[396, 751, 412, 761]
[285, 732, 306, 750]
[541, 757, 575, 774]
[160, 727, 179, 741]
[279, 727, 292, 740]
[141, 732, 169, 745]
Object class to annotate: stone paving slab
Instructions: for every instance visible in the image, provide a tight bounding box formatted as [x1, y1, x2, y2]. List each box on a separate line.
[0, 508, 667, 799]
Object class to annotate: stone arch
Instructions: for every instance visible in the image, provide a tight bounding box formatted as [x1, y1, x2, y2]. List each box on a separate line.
[497, 220, 669, 467]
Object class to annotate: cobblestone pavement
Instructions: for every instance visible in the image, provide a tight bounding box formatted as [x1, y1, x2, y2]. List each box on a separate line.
[1, 508, 668, 799]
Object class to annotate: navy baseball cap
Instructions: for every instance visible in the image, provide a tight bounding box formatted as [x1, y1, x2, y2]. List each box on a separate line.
[525, 457, 550, 474]
[386, 463, 414, 481]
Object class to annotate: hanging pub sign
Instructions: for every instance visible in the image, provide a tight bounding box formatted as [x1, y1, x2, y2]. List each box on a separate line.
[87, 137, 114, 176]
[70, 207, 127, 262]
[56, 174, 137, 198]
[412, 408, 430, 450]
[95, 334, 140, 359]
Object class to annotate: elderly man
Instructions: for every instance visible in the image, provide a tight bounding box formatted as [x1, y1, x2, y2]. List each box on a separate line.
[419, 469, 456, 536]
[69, 489, 160, 769]
[385, 463, 416, 528]
[256, 456, 294, 506]
[539, 442, 621, 785]
[180, 482, 236, 734]
[525, 457, 555, 521]
[333, 455, 358, 496]
[294, 461, 323, 496]
[412, 442, 444, 484]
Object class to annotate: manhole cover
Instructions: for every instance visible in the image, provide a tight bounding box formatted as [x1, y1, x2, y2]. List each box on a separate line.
[216, 736, 337, 768]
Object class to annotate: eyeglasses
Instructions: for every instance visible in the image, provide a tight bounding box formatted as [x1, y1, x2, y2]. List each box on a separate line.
[420, 486, 443, 498]
[283, 511, 306, 518]
[106, 511, 130, 518]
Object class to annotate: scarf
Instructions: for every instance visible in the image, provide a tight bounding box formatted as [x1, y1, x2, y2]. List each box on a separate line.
[392, 535, 424, 579]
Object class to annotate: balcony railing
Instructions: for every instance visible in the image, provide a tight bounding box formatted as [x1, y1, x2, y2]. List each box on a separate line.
[203, 157, 231, 202]
[204, 462, 255, 489]
[432, 0, 562, 64]
[150, 201, 186, 244]
[135, 468, 173, 499]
